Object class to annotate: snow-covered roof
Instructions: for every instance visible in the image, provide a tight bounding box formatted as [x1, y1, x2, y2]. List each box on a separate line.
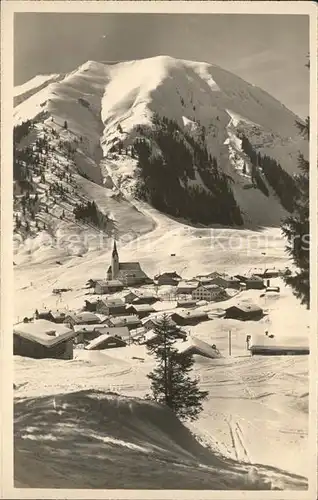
[177, 281, 199, 289]
[134, 290, 157, 299]
[108, 315, 140, 326]
[248, 275, 264, 282]
[157, 271, 181, 278]
[218, 274, 240, 282]
[95, 279, 123, 287]
[226, 303, 263, 313]
[205, 272, 223, 279]
[250, 333, 308, 349]
[173, 309, 208, 319]
[14, 319, 76, 347]
[66, 312, 101, 323]
[122, 290, 138, 297]
[175, 337, 222, 359]
[128, 304, 156, 312]
[99, 297, 125, 307]
[142, 315, 177, 327]
[139, 329, 159, 344]
[196, 277, 215, 283]
[73, 324, 107, 333]
[85, 333, 127, 350]
[119, 262, 142, 270]
[83, 326, 130, 341]
[49, 309, 69, 319]
[195, 284, 221, 290]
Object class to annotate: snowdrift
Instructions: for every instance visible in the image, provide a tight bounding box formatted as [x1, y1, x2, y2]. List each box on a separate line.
[14, 390, 307, 490]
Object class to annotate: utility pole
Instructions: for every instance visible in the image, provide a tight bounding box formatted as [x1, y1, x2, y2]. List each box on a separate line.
[262, 252, 267, 275]
[228, 330, 232, 356]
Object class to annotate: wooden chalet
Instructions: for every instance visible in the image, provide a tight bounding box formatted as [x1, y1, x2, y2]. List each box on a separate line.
[13, 319, 77, 360]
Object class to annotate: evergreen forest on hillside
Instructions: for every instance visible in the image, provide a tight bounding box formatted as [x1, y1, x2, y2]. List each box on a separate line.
[13, 119, 110, 238]
[133, 115, 243, 226]
[240, 134, 298, 213]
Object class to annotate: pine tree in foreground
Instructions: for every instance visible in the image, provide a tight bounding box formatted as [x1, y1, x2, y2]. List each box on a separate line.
[281, 61, 310, 309]
[146, 314, 208, 421]
[281, 127, 309, 308]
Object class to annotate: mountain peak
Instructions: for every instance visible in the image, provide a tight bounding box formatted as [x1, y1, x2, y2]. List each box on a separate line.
[14, 55, 307, 229]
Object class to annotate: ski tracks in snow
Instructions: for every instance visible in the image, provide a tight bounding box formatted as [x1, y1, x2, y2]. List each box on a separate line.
[227, 416, 252, 464]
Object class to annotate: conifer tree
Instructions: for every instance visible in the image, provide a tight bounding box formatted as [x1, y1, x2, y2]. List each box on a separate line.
[15, 214, 21, 229]
[281, 120, 309, 307]
[146, 314, 208, 421]
[281, 59, 309, 308]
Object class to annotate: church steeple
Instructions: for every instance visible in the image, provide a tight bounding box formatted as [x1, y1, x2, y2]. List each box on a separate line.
[111, 240, 119, 280]
[112, 240, 118, 258]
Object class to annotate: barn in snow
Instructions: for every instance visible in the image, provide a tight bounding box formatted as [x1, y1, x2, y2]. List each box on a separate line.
[13, 319, 77, 360]
[176, 337, 222, 360]
[250, 345, 309, 356]
[224, 303, 263, 321]
[171, 310, 209, 326]
[85, 333, 127, 351]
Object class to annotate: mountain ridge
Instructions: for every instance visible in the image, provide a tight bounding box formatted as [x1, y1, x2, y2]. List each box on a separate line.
[14, 55, 308, 233]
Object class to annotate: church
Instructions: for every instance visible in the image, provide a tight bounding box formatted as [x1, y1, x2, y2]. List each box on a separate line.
[106, 241, 152, 286]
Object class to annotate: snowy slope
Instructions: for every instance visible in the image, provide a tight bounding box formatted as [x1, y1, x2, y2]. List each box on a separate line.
[98, 56, 301, 143]
[14, 74, 62, 97]
[14, 56, 307, 228]
[14, 74, 63, 108]
[14, 389, 307, 489]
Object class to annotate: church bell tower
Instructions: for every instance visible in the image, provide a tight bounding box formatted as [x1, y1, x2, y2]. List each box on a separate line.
[111, 240, 119, 280]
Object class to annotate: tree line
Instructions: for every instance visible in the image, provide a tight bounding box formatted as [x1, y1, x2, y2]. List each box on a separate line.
[281, 113, 309, 307]
[240, 134, 298, 212]
[13, 119, 35, 145]
[73, 200, 110, 230]
[133, 115, 243, 226]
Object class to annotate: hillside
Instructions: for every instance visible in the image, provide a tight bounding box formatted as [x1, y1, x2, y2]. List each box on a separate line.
[14, 389, 307, 489]
[14, 56, 308, 235]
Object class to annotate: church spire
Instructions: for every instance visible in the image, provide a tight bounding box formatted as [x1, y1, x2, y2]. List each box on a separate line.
[112, 240, 118, 257]
[111, 240, 119, 280]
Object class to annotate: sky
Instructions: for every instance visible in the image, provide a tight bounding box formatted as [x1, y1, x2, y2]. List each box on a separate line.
[14, 13, 309, 117]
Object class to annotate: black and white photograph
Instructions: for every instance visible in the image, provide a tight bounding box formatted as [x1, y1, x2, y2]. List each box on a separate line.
[1, 1, 317, 496]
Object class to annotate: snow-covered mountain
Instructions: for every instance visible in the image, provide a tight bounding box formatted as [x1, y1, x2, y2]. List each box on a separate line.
[14, 56, 308, 229]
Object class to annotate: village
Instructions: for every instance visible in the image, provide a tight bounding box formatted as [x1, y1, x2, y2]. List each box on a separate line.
[14, 240, 308, 362]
